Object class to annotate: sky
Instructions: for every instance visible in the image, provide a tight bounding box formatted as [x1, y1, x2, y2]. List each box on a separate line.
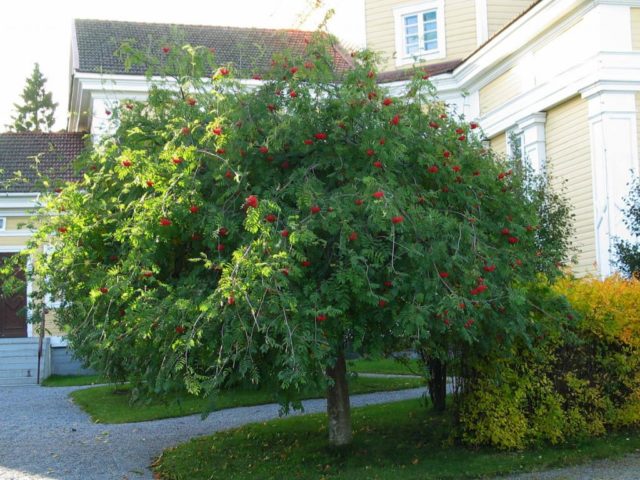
[0, 0, 366, 131]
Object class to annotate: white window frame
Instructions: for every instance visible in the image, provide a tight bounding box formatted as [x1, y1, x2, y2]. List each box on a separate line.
[393, 1, 446, 67]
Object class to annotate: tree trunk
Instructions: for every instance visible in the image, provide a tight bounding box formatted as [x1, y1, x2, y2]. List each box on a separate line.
[428, 357, 447, 412]
[326, 351, 352, 446]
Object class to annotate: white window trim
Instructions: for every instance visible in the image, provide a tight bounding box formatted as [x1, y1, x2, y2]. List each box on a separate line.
[394, 0, 446, 67]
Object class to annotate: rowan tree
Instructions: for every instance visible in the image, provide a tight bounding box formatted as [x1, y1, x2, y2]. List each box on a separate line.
[20, 37, 569, 446]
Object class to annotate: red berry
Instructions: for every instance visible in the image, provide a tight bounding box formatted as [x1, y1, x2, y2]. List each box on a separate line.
[455, 128, 465, 135]
[225, 170, 233, 179]
[508, 236, 519, 244]
[181, 127, 190, 135]
[452, 165, 461, 172]
[391, 216, 404, 224]
[439, 113, 448, 119]
[301, 260, 311, 267]
[310, 205, 321, 214]
[382, 98, 393, 106]
[99, 287, 109, 294]
[384, 281, 393, 288]
[281, 268, 289, 276]
[172, 157, 183, 165]
[162, 46, 170, 54]
[217, 244, 225, 252]
[304, 139, 314, 145]
[470, 122, 479, 129]
[372, 191, 384, 199]
[212, 127, 222, 135]
[219, 227, 229, 237]
[367, 70, 375, 78]
[443, 150, 451, 158]
[281, 229, 289, 238]
[175, 325, 186, 334]
[290, 67, 298, 74]
[315, 314, 327, 322]
[219, 67, 230, 76]
[245, 195, 259, 209]
[189, 205, 199, 214]
[267, 104, 276, 112]
[252, 74, 262, 80]
[146, 180, 154, 187]
[314, 132, 327, 140]
[186, 97, 197, 106]
[227, 296, 235, 306]
[160, 218, 172, 226]
[378, 299, 387, 308]
[348, 231, 358, 241]
[373, 161, 383, 169]
[428, 165, 439, 174]
[458, 134, 467, 141]
[259, 146, 269, 154]
[121, 159, 132, 167]
[355, 199, 364, 206]
[429, 121, 439, 129]
[142, 271, 153, 278]
[216, 148, 226, 154]
[439, 272, 449, 278]
[289, 90, 297, 98]
[501, 228, 510, 235]
[265, 214, 277, 223]
[390, 114, 400, 125]
[191, 233, 202, 241]
[366, 148, 375, 157]
[483, 265, 496, 272]
[304, 61, 314, 69]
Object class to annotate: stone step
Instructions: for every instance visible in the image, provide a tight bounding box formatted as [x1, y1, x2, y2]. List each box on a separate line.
[0, 376, 39, 386]
[0, 368, 38, 379]
[0, 355, 39, 365]
[0, 345, 41, 356]
[0, 338, 40, 345]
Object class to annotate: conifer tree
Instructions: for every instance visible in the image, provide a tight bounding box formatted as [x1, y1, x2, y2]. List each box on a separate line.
[9, 63, 58, 132]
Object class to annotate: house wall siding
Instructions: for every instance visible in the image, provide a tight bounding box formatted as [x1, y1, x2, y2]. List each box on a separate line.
[487, 0, 533, 38]
[545, 96, 596, 276]
[365, 0, 477, 72]
[479, 67, 521, 115]
[490, 132, 507, 157]
[631, 8, 640, 50]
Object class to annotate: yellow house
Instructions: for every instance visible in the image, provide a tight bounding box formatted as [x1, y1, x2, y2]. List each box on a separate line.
[366, 0, 640, 277]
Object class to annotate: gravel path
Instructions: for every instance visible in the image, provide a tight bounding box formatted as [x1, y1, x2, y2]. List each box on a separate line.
[0, 385, 425, 480]
[2, 384, 640, 480]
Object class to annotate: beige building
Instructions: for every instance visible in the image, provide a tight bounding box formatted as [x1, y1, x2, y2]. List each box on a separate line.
[368, 0, 640, 276]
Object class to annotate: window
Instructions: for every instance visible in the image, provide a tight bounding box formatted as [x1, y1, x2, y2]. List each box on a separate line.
[403, 10, 438, 55]
[394, 1, 446, 67]
[0, 218, 5, 231]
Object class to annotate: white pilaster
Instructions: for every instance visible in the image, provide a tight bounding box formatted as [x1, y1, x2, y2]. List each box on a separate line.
[517, 112, 547, 175]
[475, 0, 489, 46]
[583, 88, 639, 277]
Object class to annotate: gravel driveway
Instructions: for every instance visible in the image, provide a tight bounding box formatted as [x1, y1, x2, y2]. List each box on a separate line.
[1, 384, 640, 480]
[0, 385, 424, 480]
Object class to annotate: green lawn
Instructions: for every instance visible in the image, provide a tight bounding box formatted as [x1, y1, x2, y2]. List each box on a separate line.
[154, 398, 640, 480]
[347, 357, 422, 376]
[70, 375, 424, 424]
[41, 374, 105, 387]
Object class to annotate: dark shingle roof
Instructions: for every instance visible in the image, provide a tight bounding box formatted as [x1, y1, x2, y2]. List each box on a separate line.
[72, 19, 353, 76]
[376, 59, 463, 84]
[0, 132, 86, 193]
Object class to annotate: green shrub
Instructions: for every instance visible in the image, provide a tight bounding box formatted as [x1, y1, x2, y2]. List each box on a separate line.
[458, 274, 640, 449]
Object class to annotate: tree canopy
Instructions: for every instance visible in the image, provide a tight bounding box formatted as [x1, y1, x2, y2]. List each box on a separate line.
[17, 38, 572, 445]
[8, 63, 58, 132]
